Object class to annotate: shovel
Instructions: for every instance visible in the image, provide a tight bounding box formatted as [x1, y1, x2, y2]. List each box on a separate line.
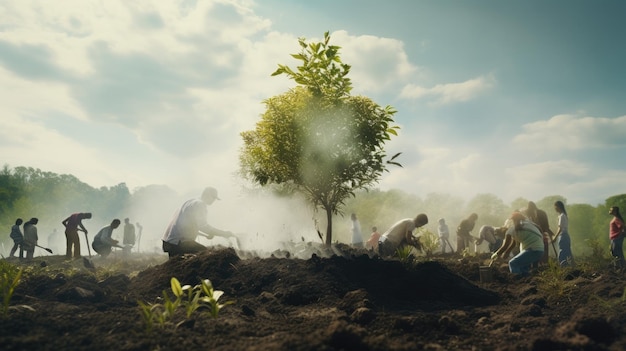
[36, 244, 53, 254]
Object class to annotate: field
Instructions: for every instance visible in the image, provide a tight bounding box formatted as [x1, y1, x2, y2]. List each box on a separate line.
[2, 245, 626, 351]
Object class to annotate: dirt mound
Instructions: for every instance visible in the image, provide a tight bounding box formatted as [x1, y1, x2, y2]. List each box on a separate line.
[3, 248, 626, 350]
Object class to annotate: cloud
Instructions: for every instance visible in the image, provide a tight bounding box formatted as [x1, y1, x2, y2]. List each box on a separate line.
[513, 114, 626, 150]
[327, 30, 420, 94]
[399, 74, 495, 105]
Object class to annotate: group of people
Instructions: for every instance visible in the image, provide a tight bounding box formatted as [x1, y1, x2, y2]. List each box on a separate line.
[8, 212, 141, 260]
[7, 185, 626, 280]
[9, 217, 39, 260]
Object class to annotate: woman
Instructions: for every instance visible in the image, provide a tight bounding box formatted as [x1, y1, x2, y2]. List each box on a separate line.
[553, 200, 573, 266]
[609, 206, 625, 268]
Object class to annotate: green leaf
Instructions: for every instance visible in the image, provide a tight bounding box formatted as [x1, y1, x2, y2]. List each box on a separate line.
[170, 277, 183, 298]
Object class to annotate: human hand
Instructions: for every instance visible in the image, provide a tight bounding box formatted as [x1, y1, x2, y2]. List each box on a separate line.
[490, 252, 499, 260]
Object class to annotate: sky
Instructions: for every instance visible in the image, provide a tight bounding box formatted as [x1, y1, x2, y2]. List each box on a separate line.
[2, 0, 626, 212]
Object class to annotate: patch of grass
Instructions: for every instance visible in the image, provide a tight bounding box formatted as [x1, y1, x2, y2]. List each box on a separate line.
[535, 259, 575, 302]
[1, 261, 23, 317]
[588, 287, 626, 313]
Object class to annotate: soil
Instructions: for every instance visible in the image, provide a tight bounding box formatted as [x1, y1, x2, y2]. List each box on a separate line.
[2, 245, 626, 351]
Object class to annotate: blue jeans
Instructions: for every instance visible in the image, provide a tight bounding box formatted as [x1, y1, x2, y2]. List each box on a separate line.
[509, 250, 543, 275]
[558, 232, 573, 266]
[611, 235, 625, 268]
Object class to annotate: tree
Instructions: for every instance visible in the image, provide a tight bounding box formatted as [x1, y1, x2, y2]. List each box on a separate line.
[240, 32, 400, 245]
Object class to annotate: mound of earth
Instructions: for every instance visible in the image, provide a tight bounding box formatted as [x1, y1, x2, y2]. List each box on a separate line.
[2, 246, 626, 350]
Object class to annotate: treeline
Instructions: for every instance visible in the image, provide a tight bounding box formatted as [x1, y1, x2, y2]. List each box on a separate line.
[0, 165, 180, 251]
[1, 165, 625, 257]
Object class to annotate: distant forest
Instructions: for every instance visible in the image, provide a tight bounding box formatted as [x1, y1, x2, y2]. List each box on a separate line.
[1, 165, 625, 257]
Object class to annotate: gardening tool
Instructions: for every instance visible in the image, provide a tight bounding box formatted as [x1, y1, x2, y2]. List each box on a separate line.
[83, 230, 92, 258]
[36, 244, 53, 254]
[549, 233, 558, 258]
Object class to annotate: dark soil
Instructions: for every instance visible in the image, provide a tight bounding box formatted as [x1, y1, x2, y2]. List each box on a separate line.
[2, 245, 626, 350]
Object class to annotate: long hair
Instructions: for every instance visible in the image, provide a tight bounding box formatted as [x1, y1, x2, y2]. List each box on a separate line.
[611, 206, 625, 223]
[554, 200, 567, 217]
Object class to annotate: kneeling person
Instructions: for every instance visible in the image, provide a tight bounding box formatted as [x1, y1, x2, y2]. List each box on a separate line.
[378, 214, 428, 257]
[92, 219, 122, 257]
[492, 212, 544, 276]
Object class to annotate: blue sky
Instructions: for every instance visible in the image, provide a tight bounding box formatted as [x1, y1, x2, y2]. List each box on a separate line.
[2, 0, 626, 207]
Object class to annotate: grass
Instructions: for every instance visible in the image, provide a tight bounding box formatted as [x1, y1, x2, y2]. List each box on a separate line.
[0, 261, 23, 317]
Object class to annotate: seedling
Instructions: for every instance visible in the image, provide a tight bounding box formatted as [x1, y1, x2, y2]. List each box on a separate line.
[138, 276, 233, 331]
[1, 262, 23, 317]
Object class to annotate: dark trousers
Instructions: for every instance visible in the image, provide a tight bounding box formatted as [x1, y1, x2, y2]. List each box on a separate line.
[10, 241, 24, 258]
[162, 240, 206, 258]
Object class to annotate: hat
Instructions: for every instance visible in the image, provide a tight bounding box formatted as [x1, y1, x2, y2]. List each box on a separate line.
[201, 187, 220, 202]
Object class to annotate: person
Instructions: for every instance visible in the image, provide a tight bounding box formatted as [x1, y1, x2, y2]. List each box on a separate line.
[162, 187, 234, 258]
[92, 219, 123, 257]
[437, 218, 452, 253]
[123, 218, 136, 255]
[350, 213, 363, 248]
[523, 201, 555, 264]
[62, 212, 92, 259]
[456, 213, 478, 253]
[475, 225, 505, 253]
[9, 218, 24, 259]
[365, 226, 381, 251]
[609, 206, 625, 268]
[492, 212, 544, 277]
[378, 214, 428, 257]
[135, 222, 143, 252]
[22, 217, 39, 260]
[553, 200, 573, 266]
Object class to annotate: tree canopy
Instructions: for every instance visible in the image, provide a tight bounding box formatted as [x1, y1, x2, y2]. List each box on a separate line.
[240, 32, 400, 245]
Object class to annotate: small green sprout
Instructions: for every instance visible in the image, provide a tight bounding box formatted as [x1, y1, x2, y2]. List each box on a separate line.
[1, 262, 23, 317]
[138, 276, 234, 331]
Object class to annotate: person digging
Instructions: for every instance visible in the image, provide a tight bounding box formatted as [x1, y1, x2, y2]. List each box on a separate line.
[491, 212, 544, 277]
[92, 219, 123, 258]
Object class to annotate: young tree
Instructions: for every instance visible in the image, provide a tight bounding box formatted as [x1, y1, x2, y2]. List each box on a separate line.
[240, 32, 400, 245]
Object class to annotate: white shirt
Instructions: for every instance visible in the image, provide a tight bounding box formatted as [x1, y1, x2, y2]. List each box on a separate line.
[382, 218, 416, 247]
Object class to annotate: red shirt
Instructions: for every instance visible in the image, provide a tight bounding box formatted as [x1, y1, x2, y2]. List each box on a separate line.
[610, 217, 624, 240]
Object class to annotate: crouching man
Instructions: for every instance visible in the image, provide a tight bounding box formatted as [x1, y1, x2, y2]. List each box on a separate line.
[92, 219, 123, 257]
[378, 214, 428, 257]
[491, 212, 544, 277]
[162, 187, 235, 258]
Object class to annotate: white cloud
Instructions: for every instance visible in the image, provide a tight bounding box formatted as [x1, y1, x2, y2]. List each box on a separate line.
[513, 114, 626, 150]
[327, 30, 420, 94]
[400, 74, 495, 105]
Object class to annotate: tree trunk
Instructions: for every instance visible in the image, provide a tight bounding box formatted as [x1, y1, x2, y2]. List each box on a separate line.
[325, 206, 333, 246]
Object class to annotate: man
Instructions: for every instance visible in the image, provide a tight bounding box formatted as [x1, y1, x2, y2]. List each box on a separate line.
[475, 225, 505, 253]
[456, 213, 478, 253]
[123, 218, 136, 256]
[492, 212, 544, 276]
[92, 219, 123, 257]
[378, 214, 428, 257]
[22, 218, 39, 259]
[62, 212, 92, 259]
[9, 218, 24, 259]
[162, 187, 234, 258]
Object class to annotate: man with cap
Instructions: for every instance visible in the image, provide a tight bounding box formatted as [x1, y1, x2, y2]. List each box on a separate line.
[162, 187, 234, 258]
[491, 211, 544, 277]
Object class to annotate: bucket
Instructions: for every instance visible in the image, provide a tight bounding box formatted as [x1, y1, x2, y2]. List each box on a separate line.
[479, 266, 493, 283]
